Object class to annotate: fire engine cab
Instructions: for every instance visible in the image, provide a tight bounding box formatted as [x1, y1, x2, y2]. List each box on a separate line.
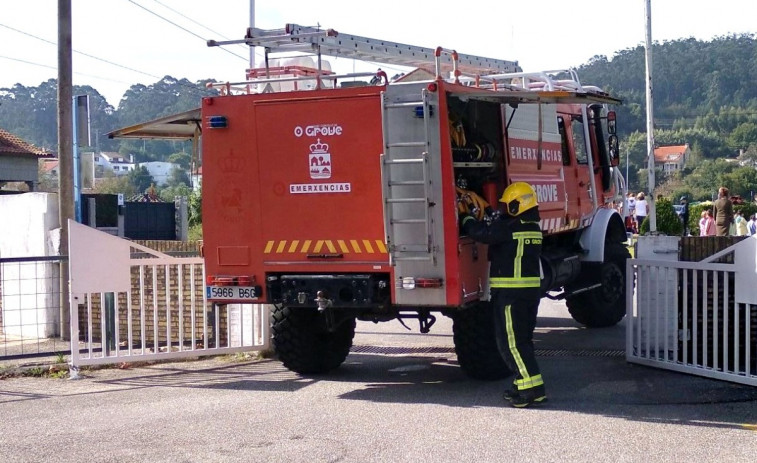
[202, 24, 628, 378]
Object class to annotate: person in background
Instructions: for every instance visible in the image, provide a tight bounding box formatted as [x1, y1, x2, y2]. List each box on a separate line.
[704, 210, 716, 236]
[712, 187, 734, 236]
[626, 192, 636, 219]
[747, 214, 757, 236]
[680, 196, 690, 236]
[698, 211, 708, 236]
[635, 192, 648, 228]
[734, 211, 748, 236]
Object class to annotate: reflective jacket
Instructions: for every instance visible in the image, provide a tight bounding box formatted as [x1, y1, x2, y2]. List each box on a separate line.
[462, 209, 542, 290]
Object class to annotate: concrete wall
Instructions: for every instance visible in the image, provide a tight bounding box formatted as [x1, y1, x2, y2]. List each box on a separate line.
[0, 193, 60, 337]
[0, 155, 39, 185]
[0, 193, 59, 257]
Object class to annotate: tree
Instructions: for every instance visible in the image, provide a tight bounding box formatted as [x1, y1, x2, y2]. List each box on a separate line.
[720, 166, 757, 201]
[168, 151, 192, 170]
[166, 166, 190, 188]
[188, 185, 201, 227]
[158, 183, 191, 203]
[681, 158, 736, 201]
[127, 166, 154, 194]
[94, 174, 135, 196]
[729, 123, 757, 152]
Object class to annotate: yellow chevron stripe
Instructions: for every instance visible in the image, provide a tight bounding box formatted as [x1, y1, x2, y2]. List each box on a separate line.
[300, 240, 312, 253]
[266, 239, 387, 254]
[351, 240, 362, 253]
[338, 240, 349, 253]
[362, 240, 374, 253]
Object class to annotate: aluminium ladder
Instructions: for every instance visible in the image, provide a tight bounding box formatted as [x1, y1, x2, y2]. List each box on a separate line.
[380, 89, 435, 265]
[208, 23, 521, 77]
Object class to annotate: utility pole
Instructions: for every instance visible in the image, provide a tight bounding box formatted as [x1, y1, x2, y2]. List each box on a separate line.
[58, 0, 73, 340]
[249, 0, 256, 69]
[644, 0, 657, 232]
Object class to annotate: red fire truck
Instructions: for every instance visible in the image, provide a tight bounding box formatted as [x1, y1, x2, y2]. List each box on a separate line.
[202, 25, 628, 378]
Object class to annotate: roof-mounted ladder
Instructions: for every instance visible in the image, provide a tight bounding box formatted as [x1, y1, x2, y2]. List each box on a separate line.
[208, 23, 521, 78]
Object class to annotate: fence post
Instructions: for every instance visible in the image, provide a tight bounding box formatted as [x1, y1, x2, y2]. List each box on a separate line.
[176, 196, 188, 241]
[88, 197, 97, 228]
[104, 292, 115, 355]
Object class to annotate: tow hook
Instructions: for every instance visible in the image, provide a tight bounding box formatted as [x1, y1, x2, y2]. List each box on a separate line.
[315, 291, 332, 312]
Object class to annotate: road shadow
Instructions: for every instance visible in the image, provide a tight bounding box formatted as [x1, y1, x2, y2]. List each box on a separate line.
[80, 347, 757, 433]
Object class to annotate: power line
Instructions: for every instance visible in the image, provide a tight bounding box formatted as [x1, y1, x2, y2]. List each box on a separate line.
[127, 0, 248, 62]
[0, 54, 134, 86]
[150, 0, 264, 59]
[0, 22, 212, 96]
[0, 54, 56, 71]
[0, 22, 162, 80]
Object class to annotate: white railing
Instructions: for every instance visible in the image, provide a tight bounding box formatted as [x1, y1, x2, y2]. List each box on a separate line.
[627, 257, 756, 386]
[68, 221, 269, 370]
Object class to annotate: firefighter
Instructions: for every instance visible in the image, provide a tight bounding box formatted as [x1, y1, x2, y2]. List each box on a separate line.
[459, 182, 546, 407]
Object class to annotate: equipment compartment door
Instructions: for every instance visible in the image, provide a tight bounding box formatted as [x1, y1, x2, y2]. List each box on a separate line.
[253, 93, 388, 267]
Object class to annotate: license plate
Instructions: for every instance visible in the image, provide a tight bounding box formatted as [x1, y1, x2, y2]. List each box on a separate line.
[206, 286, 259, 301]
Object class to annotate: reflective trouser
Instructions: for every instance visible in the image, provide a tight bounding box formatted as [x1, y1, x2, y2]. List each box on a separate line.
[491, 287, 543, 392]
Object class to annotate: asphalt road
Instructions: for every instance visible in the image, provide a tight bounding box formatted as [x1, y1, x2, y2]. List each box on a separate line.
[0, 300, 755, 463]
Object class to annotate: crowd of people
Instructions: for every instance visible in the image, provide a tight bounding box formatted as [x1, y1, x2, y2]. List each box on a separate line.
[698, 187, 756, 237]
[620, 191, 648, 235]
[618, 186, 756, 237]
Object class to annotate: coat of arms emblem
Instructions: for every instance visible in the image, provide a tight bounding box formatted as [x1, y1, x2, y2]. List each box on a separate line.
[309, 138, 331, 179]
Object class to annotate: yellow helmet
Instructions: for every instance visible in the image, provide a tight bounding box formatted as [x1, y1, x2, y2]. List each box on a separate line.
[500, 182, 538, 216]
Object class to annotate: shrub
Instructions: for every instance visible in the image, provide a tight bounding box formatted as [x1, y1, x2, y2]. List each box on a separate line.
[639, 197, 683, 236]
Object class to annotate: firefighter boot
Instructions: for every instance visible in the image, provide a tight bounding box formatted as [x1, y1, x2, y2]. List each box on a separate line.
[507, 385, 547, 408]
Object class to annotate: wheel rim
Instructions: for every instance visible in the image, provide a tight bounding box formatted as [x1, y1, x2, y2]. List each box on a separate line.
[600, 262, 624, 303]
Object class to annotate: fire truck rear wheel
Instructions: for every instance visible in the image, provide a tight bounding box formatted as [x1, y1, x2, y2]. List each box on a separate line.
[452, 301, 512, 380]
[271, 306, 356, 374]
[566, 243, 630, 328]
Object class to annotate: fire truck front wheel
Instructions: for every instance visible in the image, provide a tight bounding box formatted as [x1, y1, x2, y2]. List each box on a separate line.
[566, 243, 630, 328]
[271, 306, 356, 374]
[452, 301, 512, 380]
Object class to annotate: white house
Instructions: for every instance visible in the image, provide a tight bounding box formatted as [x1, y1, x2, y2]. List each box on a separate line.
[140, 161, 180, 186]
[93, 152, 136, 176]
[654, 144, 690, 175]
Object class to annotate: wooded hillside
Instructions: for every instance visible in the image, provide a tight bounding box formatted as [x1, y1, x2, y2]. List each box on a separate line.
[2, 34, 756, 201]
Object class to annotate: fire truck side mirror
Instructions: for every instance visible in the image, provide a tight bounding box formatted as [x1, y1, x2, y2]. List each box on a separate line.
[607, 111, 617, 134]
[608, 134, 620, 166]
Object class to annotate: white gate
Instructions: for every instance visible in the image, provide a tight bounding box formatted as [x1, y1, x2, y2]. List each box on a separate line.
[68, 221, 269, 369]
[627, 236, 757, 386]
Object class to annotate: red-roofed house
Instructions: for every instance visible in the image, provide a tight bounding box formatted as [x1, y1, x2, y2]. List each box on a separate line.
[653, 144, 690, 175]
[0, 127, 54, 191]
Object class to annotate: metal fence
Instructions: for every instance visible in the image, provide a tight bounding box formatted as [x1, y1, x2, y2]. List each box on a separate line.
[0, 256, 69, 360]
[627, 257, 757, 387]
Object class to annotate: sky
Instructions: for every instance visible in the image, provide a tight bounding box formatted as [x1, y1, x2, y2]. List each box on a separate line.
[1, 0, 756, 107]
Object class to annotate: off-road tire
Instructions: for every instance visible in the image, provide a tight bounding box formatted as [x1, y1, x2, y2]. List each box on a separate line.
[452, 301, 512, 380]
[566, 242, 631, 328]
[271, 306, 356, 374]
